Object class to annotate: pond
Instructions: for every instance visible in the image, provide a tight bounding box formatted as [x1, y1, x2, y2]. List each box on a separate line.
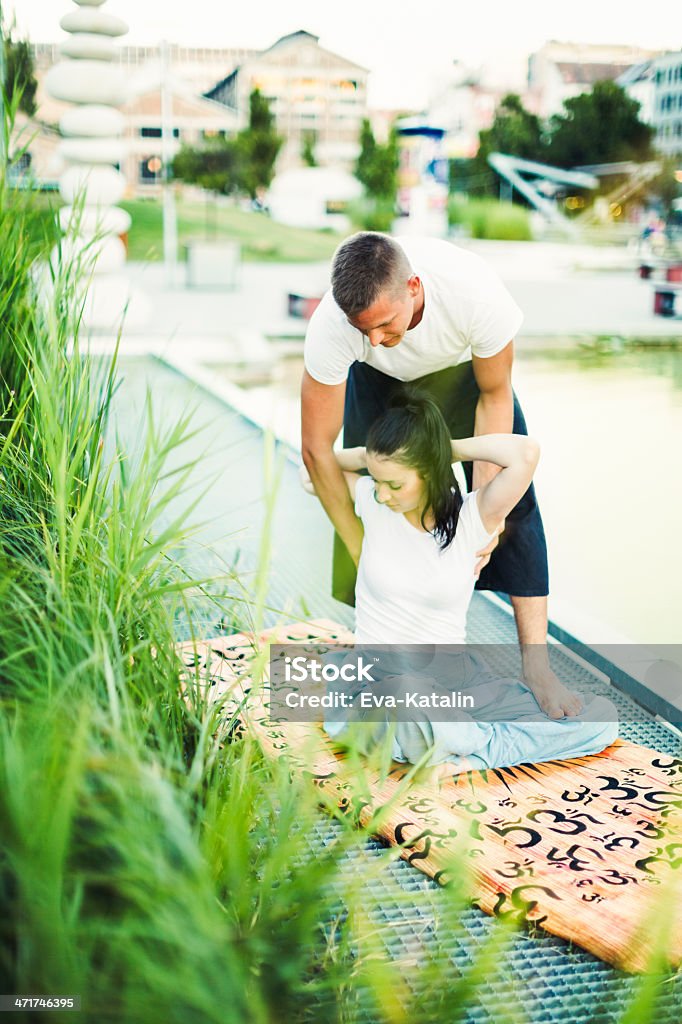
[513, 344, 682, 646]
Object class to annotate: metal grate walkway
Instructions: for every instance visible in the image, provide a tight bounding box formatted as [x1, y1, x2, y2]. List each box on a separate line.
[112, 357, 681, 1023]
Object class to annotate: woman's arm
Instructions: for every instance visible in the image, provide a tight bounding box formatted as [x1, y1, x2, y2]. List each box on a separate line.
[333, 445, 367, 472]
[451, 435, 540, 534]
[300, 446, 366, 499]
[299, 461, 364, 558]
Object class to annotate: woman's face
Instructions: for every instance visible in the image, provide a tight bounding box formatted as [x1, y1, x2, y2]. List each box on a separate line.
[366, 451, 427, 516]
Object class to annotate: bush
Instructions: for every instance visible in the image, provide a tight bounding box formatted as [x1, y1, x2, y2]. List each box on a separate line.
[448, 196, 532, 241]
[347, 196, 396, 233]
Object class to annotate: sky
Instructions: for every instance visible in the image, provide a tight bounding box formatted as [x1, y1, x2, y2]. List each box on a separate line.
[6, 0, 680, 108]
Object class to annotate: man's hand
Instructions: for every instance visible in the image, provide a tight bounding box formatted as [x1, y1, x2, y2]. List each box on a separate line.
[475, 520, 505, 578]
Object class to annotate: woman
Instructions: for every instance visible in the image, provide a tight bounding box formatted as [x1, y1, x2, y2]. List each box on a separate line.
[301, 388, 618, 773]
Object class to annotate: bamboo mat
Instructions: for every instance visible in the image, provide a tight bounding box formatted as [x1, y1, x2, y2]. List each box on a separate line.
[177, 620, 682, 973]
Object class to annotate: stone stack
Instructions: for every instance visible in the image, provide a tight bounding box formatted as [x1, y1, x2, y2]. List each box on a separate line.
[44, 0, 134, 330]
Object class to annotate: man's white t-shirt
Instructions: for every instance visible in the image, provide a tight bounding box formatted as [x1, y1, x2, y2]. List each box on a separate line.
[304, 237, 523, 385]
[353, 476, 497, 645]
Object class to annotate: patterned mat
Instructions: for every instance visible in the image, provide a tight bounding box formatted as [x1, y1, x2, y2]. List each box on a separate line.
[177, 620, 682, 974]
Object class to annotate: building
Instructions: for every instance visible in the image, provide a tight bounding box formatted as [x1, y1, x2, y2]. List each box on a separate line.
[617, 51, 682, 156]
[616, 60, 657, 126]
[26, 31, 369, 189]
[15, 68, 237, 194]
[23, 44, 244, 193]
[426, 62, 506, 159]
[527, 41, 663, 118]
[120, 79, 238, 192]
[32, 43, 256, 97]
[205, 30, 369, 170]
[651, 50, 682, 156]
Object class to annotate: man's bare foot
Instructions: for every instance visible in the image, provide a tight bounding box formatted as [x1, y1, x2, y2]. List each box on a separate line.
[523, 667, 583, 719]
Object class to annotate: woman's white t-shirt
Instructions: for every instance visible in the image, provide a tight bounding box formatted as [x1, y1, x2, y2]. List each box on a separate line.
[304, 237, 524, 386]
[353, 475, 497, 645]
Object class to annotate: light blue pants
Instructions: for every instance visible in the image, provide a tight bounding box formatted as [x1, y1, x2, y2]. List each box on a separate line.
[324, 650, 619, 771]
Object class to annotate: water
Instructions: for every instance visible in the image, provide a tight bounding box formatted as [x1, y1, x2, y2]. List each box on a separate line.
[513, 344, 682, 646]
[210, 344, 682, 646]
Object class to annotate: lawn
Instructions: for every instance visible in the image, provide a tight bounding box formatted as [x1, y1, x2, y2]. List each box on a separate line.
[120, 196, 343, 262]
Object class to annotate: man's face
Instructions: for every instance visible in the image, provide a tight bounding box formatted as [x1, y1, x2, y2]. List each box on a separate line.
[346, 276, 422, 349]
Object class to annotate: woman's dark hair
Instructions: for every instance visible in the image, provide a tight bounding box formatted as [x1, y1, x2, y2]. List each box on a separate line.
[366, 386, 461, 550]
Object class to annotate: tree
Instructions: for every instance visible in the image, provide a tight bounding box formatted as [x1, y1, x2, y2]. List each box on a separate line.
[172, 136, 240, 195]
[235, 88, 282, 199]
[355, 118, 377, 191]
[472, 93, 545, 195]
[172, 89, 282, 200]
[2, 18, 37, 117]
[545, 80, 655, 168]
[354, 119, 398, 201]
[301, 130, 317, 167]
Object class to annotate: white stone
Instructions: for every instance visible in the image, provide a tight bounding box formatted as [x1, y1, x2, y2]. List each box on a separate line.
[83, 280, 151, 332]
[59, 34, 117, 61]
[30, 267, 150, 333]
[45, 61, 128, 106]
[60, 105, 124, 138]
[59, 205, 132, 237]
[59, 165, 127, 206]
[52, 236, 127, 277]
[60, 10, 128, 36]
[58, 137, 127, 165]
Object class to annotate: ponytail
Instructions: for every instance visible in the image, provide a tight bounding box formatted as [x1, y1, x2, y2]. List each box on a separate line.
[366, 386, 461, 549]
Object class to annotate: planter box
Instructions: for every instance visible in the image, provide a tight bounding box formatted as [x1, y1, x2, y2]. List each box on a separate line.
[185, 241, 240, 289]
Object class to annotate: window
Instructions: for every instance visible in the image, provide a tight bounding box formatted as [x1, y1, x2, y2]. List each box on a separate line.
[334, 79, 358, 92]
[139, 126, 180, 138]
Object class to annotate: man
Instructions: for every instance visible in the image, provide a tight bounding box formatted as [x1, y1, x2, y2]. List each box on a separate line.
[301, 231, 581, 720]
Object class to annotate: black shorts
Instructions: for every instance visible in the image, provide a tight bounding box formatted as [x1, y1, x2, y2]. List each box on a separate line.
[332, 360, 549, 606]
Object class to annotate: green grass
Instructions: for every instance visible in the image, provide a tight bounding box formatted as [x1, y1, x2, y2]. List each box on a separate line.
[120, 197, 343, 263]
[448, 196, 533, 241]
